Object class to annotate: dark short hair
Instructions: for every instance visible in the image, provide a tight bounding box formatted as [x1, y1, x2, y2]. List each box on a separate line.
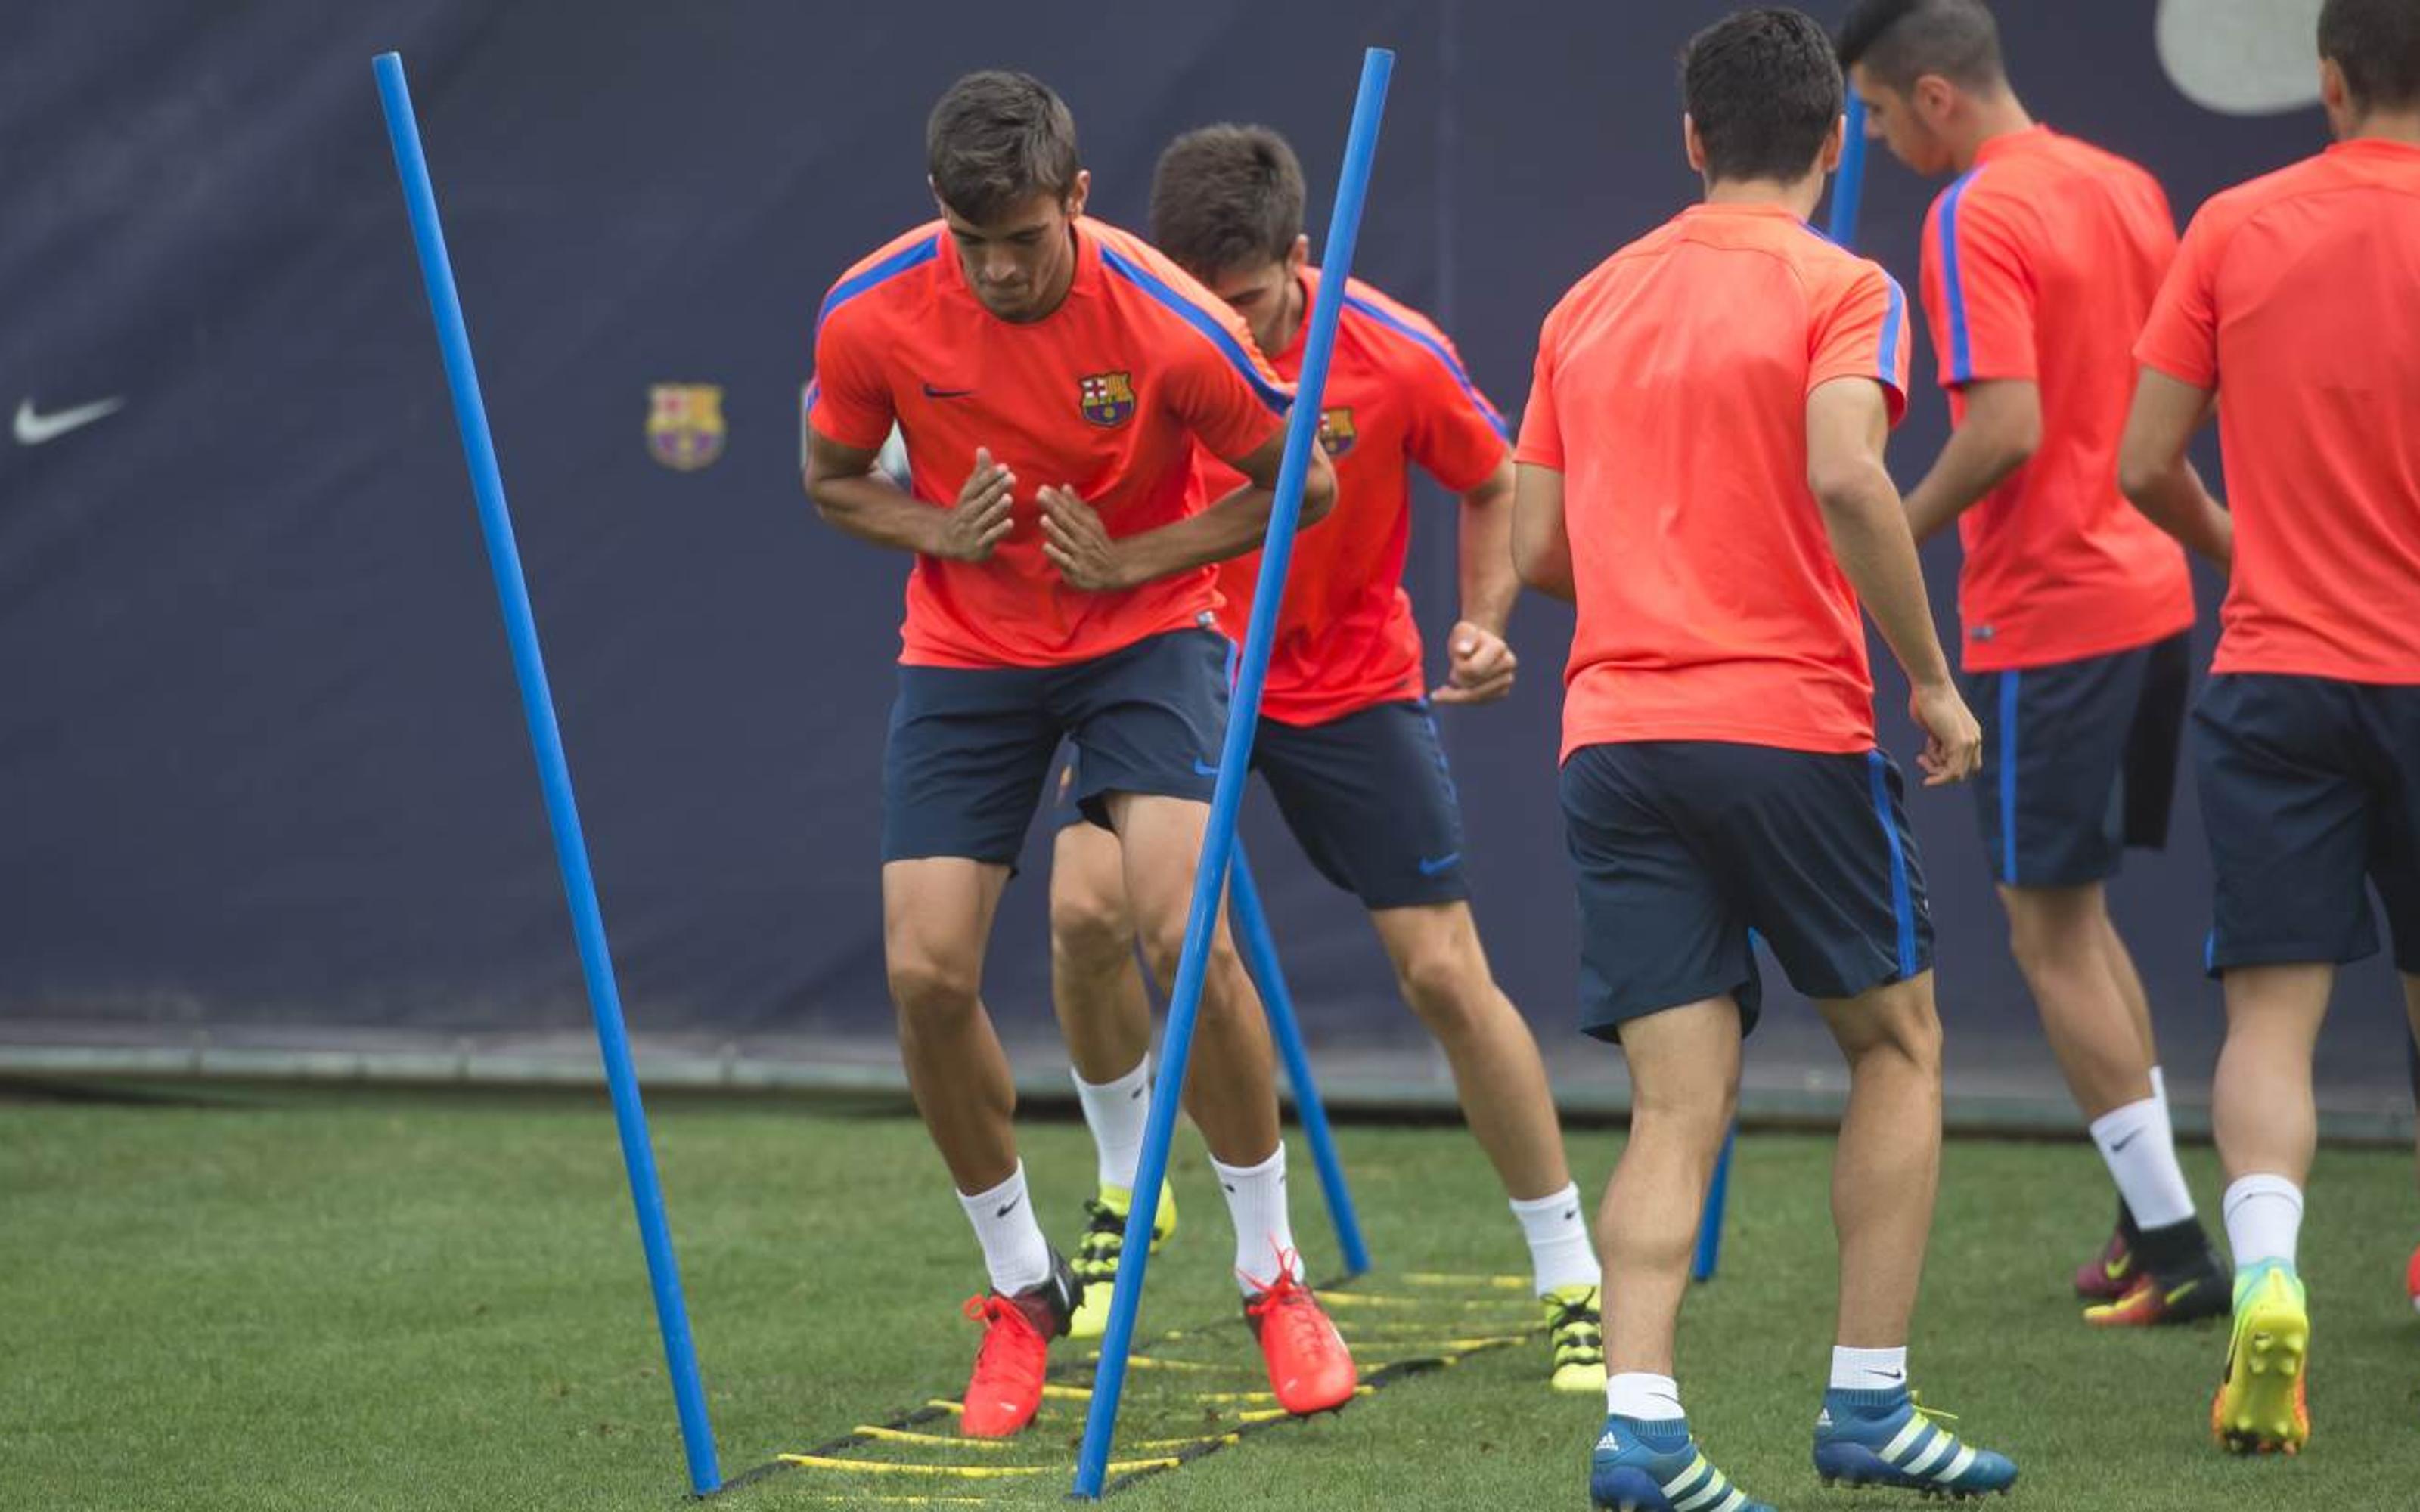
[1682, 8, 1844, 184]
[2322, 0, 2420, 112]
[1837, 0, 2006, 93]
[926, 70, 1081, 222]
[1148, 124, 1305, 276]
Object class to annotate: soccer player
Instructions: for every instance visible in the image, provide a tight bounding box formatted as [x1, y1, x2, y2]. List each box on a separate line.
[1514, 11, 2018, 1507]
[2119, 0, 2420, 1455]
[1837, 0, 2226, 1326]
[802, 70, 1357, 1437]
[1044, 123, 1606, 1393]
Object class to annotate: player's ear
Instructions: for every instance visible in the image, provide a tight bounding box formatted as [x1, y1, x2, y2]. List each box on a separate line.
[2318, 57, 2353, 135]
[1063, 169, 1091, 220]
[1820, 113, 1845, 176]
[1682, 112, 1707, 175]
[1284, 234, 1309, 278]
[1913, 74, 1955, 126]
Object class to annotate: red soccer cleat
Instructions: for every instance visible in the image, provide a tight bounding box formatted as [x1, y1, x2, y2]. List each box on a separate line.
[2406, 1243, 2420, 1313]
[2075, 1226, 2136, 1302]
[1243, 1256, 1357, 1416]
[959, 1253, 1077, 1439]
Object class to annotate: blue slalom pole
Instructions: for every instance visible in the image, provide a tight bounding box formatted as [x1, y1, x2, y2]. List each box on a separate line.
[1228, 844, 1371, 1277]
[1691, 1126, 1736, 1283]
[1072, 47, 1395, 1500]
[1829, 95, 1869, 244]
[372, 53, 719, 1498]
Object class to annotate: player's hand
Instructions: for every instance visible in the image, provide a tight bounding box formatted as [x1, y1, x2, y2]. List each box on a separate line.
[1038, 485, 1130, 591]
[1429, 621, 1517, 705]
[1909, 680, 1983, 786]
[935, 447, 1017, 562]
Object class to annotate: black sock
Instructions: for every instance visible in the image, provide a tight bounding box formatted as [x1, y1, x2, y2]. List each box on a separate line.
[2134, 1215, 2215, 1281]
[2116, 1195, 2142, 1249]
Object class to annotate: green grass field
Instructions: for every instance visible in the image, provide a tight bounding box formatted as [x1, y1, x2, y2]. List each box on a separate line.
[5, 1082, 2418, 1510]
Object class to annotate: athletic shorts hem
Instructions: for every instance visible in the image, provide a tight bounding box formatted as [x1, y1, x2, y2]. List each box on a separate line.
[1581, 974, 1758, 1044]
[2205, 937, 2381, 978]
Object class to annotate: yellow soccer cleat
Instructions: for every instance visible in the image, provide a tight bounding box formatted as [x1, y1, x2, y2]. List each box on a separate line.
[1544, 1284, 1608, 1394]
[2211, 1263, 2310, 1455]
[1066, 1179, 1177, 1341]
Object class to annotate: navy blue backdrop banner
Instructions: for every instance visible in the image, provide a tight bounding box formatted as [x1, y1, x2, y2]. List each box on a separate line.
[3, 1, 2405, 1098]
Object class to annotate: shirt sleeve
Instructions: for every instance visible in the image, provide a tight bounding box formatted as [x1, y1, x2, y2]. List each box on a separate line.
[805, 300, 896, 451]
[1400, 324, 1516, 495]
[1809, 262, 1912, 426]
[1925, 181, 2036, 388]
[1513, 314, 1565, 472]
[1163, 305, 1292, 466]
[2133, 204, 2224, 389]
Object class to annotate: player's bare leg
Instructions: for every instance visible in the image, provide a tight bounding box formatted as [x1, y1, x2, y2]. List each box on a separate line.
[1047, 818, 1177, 1338]
[1594, 996, 1740, 1380]
[1370, 901, 1571, 1200]
[1817, 974, 1944, 1351]
[1107, 789, 1354, 1413]
[885, 856, 1076, 1437]
[1371, 900, 1605, 1388]
[1050, 820, 1153, 1083]
[2000, 883, 2151, 1117]
[2004, 882, 2220, 1321]
[884, 857, 1019, 1191]
[1807, 971, 2016, 1492]
[2209, 962, 2333, 1452]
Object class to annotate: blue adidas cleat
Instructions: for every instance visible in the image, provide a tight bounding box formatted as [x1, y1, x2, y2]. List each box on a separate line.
[1591, 1414, 1774, 1512]
[1813, 1387, 2018, 1498]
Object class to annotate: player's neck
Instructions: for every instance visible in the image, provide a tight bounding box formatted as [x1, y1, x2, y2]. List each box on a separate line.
[1950, 93, 2037, 173]
[1267, 274, 1307, 360]
[1702, 173, 1826, 222]
[2342, 107, 2420, 147]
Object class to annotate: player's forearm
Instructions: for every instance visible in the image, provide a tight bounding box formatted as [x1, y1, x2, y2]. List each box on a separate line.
[2121, 457, 2233, 571]
[1112, 450, 1336, 586]
[1818, 463, 1957, 690]
[1903, 414, 2034, 545]
[1457, 464, 1521, 634]
[806, 471, 946, 556]
[1510, 466, 1575, 603]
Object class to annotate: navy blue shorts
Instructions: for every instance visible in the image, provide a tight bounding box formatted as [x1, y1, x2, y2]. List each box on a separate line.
[881, 628, 1228, 865]
[1056, 699, 1470, 909]
[2194, 674, 2420, 976]
[1965, 633, 2189, 888]
[1559, 742, 1934, 1040]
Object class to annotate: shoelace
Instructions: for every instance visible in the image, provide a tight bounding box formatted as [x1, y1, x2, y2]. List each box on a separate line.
[1546, 1292, 1604, 1365]
[1072, 1200, 1125, 1278]
[962, 1294, 1044, 1385]
[1908, 1393, 1960, 1434]
[1240, 1248, 1333, 1359]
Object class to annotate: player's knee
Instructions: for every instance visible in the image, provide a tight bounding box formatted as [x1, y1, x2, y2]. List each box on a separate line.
[1854, 978, 1944, 1073]
[1050, 879, 1132, 973]
[2000, 885, 2101, 978]
[886, 945, 981, 1023]
[1392, 934, 1491, 1033]
[1629, 1073, 1736, 1146]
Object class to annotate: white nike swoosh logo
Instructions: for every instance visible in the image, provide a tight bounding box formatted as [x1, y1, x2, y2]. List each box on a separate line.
[15, 395, 126, 446]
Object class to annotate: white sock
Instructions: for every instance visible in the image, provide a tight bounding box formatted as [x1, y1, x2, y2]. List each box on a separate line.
[957, 1163, 1053, 1297]
[2149, 1064, 2169, 1121]
[1606, 1371, 1684, 1421]
[2089, 1096, 2197, 1228]
[1212, 1145, 1301, 1293]
[1073, 1057, 1153, 1193]
[1510, 1183, 1602, 1295]
[2223, 1173, 2304, 1272]
[1830, 1345, 1910, 1391]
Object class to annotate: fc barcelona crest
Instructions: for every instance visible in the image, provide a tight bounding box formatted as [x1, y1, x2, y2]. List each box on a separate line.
[1079, 371, 1137, 428]
[1318, 406, 1357, 458]
[647, 383, 726, 471]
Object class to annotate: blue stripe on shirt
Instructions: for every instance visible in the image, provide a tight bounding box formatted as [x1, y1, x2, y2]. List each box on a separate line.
[1936, 168, 1986, 384]
[814, 234, 942, 337]
[1098, 243, 1292, 414]
[1341, 292, 1512, 442]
